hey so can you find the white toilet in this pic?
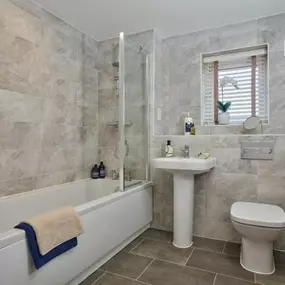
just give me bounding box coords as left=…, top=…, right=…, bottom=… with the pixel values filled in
left=231, top=202, right=285, bottom=275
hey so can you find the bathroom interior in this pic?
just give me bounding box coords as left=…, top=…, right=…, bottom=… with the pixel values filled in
left=0, top=0, right=285, bottom=284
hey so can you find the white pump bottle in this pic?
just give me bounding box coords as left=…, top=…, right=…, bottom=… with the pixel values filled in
left=184, top=112, right=193, bottom=135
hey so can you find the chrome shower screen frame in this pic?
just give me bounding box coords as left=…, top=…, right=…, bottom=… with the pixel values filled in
left=119, top=32, right=125, bottom=192
left=118, top=32, right=150, bottom=191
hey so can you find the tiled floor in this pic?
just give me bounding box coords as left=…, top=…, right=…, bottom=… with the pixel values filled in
left=80, top=229, right=285, bottom=285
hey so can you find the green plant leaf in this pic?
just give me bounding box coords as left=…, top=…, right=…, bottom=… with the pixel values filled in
left=217, top=100, right=225, bottom=112
left=224, top=101, right=232, bottom=112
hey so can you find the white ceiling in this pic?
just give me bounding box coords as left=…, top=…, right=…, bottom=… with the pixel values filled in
left=32, top=0, right=285, bottom=41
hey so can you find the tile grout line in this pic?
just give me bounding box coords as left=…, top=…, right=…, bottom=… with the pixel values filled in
left=132, top=254, right=254, bottom=284
left=218, top=273, right=256, bottom=285
left=129, top=253, right=256, bottom=285
left=92, top=272, right=106, bottom=284
left=127, top=249, right=194, bottom=267
left=143, top=237, right=173, bottom=245
left=185, top=264, right=255, bottom=284
left=193, top=246, right=227, bottom=255
left=136, top=258, right=155, bottom=281
left=155, top=257, right=194, bottom=267
left=128, top=245, right=254, bottom=282
left=128, top=251, right=155, bottom=259
left=222, top=241, right=227, bottom=254
left=212, top=274, right=218, bottom=285
left=184, top=248, right=195, bottom=266
left=194, top=246, right=242, bottom=258
left=129, top=238, right=145, bottom=252
left=104, top=271, right=152, bottom=285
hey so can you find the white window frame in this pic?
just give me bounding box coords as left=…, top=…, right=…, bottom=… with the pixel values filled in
left=200, top=44, right=269, bottom=126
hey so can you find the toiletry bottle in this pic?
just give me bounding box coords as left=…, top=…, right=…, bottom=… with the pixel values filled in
left=191, top=122, right=196, bottom=135
left=165, top=140, right=174, bottom=157
left=184, top=112, right=193, bottom=135
left=99, top=161, right=106, bottom=179
left=91, top=164, right=99, bottom=179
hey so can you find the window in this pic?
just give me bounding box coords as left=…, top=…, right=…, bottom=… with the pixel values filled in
left=202, top=46, right=268, bottom=125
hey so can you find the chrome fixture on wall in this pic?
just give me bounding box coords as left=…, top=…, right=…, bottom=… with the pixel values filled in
left=112, top=43, right=119, bottom=68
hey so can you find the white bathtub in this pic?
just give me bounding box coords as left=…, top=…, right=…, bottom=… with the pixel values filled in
left=0, top=179, right=153, bottom=285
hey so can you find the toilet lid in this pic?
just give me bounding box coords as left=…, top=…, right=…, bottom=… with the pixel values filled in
left=231, top=202, right=285, bottom=228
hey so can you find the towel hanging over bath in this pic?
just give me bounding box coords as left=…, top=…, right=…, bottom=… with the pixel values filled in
left=15, top=223, right=78, bottom=269
left=15, top=206, right=83, bottom=269
left=24, top=206, right=83, bottom=255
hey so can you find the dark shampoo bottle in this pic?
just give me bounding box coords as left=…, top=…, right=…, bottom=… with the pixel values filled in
left=99, top=161, right=106, bottom=179
left=91, top=164, right=99, bottom=179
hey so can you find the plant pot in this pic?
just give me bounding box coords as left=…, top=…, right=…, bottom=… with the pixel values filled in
left=218, top=112, right=230, bottom=125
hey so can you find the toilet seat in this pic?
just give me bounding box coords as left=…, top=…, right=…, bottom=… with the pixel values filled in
left=231, top=202, right=285, bottom=228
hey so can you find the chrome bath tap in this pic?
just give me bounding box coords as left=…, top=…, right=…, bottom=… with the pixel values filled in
left=111, top=169, right=119, bottom=180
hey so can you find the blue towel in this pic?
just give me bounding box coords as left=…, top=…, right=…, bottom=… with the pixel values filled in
left=15, top=222, right=78, bottom=269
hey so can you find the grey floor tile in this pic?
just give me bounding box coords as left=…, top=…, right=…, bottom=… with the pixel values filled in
left=122, top=238, right=143, bottom=252
left=223, top=242, right=241, bottom=256
left=132, top=239, right=193, bottom=265
left=101, top=251, right=153, bottom=279
left=80, top=270, right=104, bottom=285
left=94, top=273, right=143, bottom=285
left=274, top=250, right=285, bottom=266
left=256, top=265, right=285, bottom=285
left=215, top=275, right=255, bottom=285
left=140, top=228, right=173, bottom=243
left=186, top=249, right=254, bottom=282
left=193, top=236, right=225, bottom=253
left=139, top=259, right=215, bottom=285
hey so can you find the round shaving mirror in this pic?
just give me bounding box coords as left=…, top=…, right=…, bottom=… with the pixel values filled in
left=243, top=116, right=263, bottom=133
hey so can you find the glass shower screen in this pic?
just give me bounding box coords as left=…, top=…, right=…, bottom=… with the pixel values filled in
left=118, top=33, right=150, bottom=191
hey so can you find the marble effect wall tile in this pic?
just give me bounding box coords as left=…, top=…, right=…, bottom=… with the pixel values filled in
left=0, top=176, right=37, bottom=198
left=0, top=149, right=41, bottom=181
left=98, top=147, right=120, bottom=174
left=208, top=20, right=258, bottom=51
left=0, top=0, right=42, bottom=44
left=258, top=13, right=285, bottom=52
left=36, top=170, right=76, bottom=189
left=0, top=90, right=43, bottom=123
left=39, top=147, right=80, bottom=174
left=0, top=0, right=99, bottom=197
left=0, top=121, right=42, bottom=150
left=210, top=148, right=258, bottom=174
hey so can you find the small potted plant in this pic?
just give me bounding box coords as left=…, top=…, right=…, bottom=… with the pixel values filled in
left=217, top=101, right=231, bottom=125
left=217, top=76, right=239, bottom=125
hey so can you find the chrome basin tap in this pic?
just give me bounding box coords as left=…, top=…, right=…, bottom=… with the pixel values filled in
left=181, top=145, right=190, bottom=159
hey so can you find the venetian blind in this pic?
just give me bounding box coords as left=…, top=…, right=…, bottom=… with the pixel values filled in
left=202, top=47, right=268, bottom=125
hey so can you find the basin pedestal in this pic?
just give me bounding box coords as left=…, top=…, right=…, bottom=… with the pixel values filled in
left=173, top=173, right=194, bottom=248
left=152, top=157, right=216, bottom=249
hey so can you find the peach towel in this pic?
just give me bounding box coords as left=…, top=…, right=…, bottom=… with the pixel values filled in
left=25, top=206, right=83, bottom=255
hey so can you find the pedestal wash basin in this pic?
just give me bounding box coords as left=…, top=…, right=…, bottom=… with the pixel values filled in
left=153, top=157, right=216, bottom=248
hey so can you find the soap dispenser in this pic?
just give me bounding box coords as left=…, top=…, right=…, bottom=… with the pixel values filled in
left=184, top=112, right=193, bottom=135
left=165, top=140, right=174, bottom=157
